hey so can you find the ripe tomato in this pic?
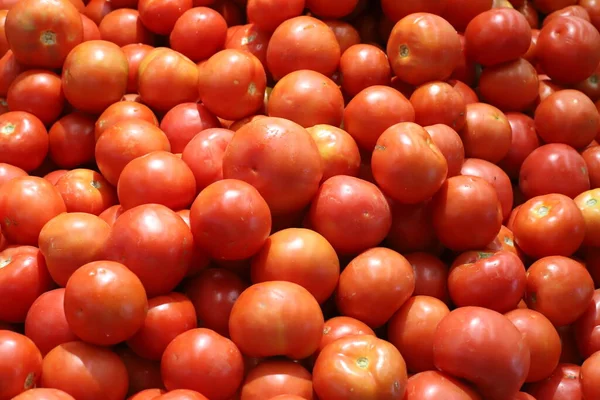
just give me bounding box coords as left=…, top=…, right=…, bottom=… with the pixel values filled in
left=497, top=112, right=540, bottom=179
left=387, top=13, right=461, bottom=85
left=442, top=0, right=492, bottom=31
left=343, top=85, right=415, bottom=152
left=48, top=112, right=96, bottom=168
left=0, top=331, right=42, bottom=399
left=95, top=101, right=158, bottom=141
left=240, top=360, right=313, bottom=400
left=525, top=363, right=582, bottom=400
left=41, top=341, right=128, bottom=400
left=246, top=0, right=303, bottom=33
left=410, top=81, right=466, bottom=130
left=305, top=124, right=361, bottom=181
left=55, top=168, right=117, bottom=215
left=404, top=371, right=482, bottom=400
left=162, top=328, right=244, bottom=400
left=574, top=189, right=600, bottom=247
left=313, top=335, right=408, bottom=400
left=62, top=40, right=129, bottom=113
left=0, top=111, right=48, bottom=172
left=159, top=103, right=220, bottom=154
left=525, top=256, right=594, bottom=326
left=0, top=50, right=25, bottom=97
left=403, top=252, right=448, bottom=301
left=184, top=268, right=248, bottom=337
left=325, top=20, right=361, bottom=54
left=574, top=289, right=600, bottom=358
left=382, top=0, right=448, bottom=22
left=581, top=351, right=600, bottom=400
left=98, top=9, right=154, bottom=46
left=222, top=117, right=323, bottom=215
left=316, top=316, right=376, bottom=357
left=460, top=102, right=512, bottom=163
left=433, top=307, right=530, bottom=400
left=461, top=158, right=513, bottom=220
left=225, top=23, right=271, bottom=69
left=158, top=390, right=208, bottom=400
left=137, top=0, right=192, bottom=34
left=505, top=309, right=561, bottom=382
left=478, top=58, right=539, bottom=111
left=583, top=145, right=600, bottom=188
left=423, top=124, right=465, bottom=178
left=12, top=389, right=75, bottom=400
left=121, top=43, right=154, bottom=93
left=339, top=44, right=392, bottom=98
left=386, top=200, right=440, bottom=254
left=170, top=7, right=227, bottom=62
left=266, top=16, right=340, bottom=81
left=229, top=281, right=324, bottom=359
left=103, top=204, right=194, bottom=296
left=0, top=176, right=66, bottom=245
left=5, top=0, right=83, bottom=68
left=81, top=13, right=101, bottom=41
left=7, top=69, right=64, bottom=126
left=115, top=347, right=164, bottom=395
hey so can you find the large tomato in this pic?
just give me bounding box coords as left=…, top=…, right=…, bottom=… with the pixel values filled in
left=478, top=58, right=539, bottom=111
left=581, top=351, right=600, bottom=400
left=305, top=124, right=361, bottom=181
left=410, top=81, right=466, bottom=130
left=7, top=69, right=64, bottom=126
left=0, top=162, right=26, bottom=187
left=137, top=0, right=192, bottom=35
left=121, top=43, right=153, bottom=93
left=313, top=335, right=408, bottom=400
left=170, top=7, right=227, bottom=62
left=98, top=9, right=154, bottom=47
left=460, top=158, right=513, bottom=220
left=159, top=102, right=220, bottom=154
left=525, top=363, right=582, bottom=400
left=95, top=101, right=158, bottom=141
left=48, top=112, right=96, bottom=169
left=404, top=371, right=482, bottom=400
left=316, top=316, right=376, bottom=357
left=497, top=112, right=540, bottom=179
left=240, top=360, right=313, bottom=400
left=459, top=102, right=512, bottom=163
left=0, top=331, right=42, bottom=399
left=339, top=44, right=392, bottom=98
left=423, top=124, right=465, bottom=178
left=442, top=0, right=493, bottom=32
left=54, top=168, right=117, bottom=215
left=0, top=111, right=48, bottom=172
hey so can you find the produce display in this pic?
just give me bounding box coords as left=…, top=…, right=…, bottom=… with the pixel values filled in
left=2, top=0, right=600, bottom=399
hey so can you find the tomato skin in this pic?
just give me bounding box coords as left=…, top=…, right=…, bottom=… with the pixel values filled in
left=81, top=13, right=101, bottom=41
left=404, top=371, right=482, bottom=400
left=48, top=112, right=96, bottom=169
left=574, top=289, right=600, bottom=358
left=433, top=307, right=530, bottom=400
left=410, top=81, right=466, bottom=131
left=41, top=341, right=129, bottom=400
left=574, top=189, right=600, bottom=247
left=5, top=0, right=83, bottom=68
left=55, top=168, right=117, bottom=215
left=12, top=388, right=76, bottom=400
left=170, top=7, right=227, bottom=62
left=7, top=69, right=64, bottom=126
left=460, top=102, right=512, bottom=163
left=305, top=125, right=361, bottom=182
left=159, top=103, right=220, bottom=154
left=0, top=162, right=26, bottom=187
left=128, top=388, right=166, bottom=400
left=583, top=145, right=600, bottom=189
left=422, top=124, right=464, bottom=178
left=512, top=193, right=585, bottom=258
left=382, top=0, right=448, bottom=22
left=387, top=13, right=462, bottom=86
left=497, top=112, right=540, bottom=179
left=525, top=363, right=582, bottom=400
left=316, top=316, right=376, bottom=357
left=158, top=390, right=208, bottom=400
left=229, top=281, right=324, bottom=359
left=240, top=360, right=312, bottom=400
left=121, top=44, right=154, bottom=93
left=137, top=0, right=192, bottom=34
left=461, top=158, right=513, bottom=221
left=0, top=331, right=42, bottom=399
left=0, top=111, right=48, bottom=172
left=246, top=0, right=304, bottom=33
left=442, top=0, right=492, bottom=31
left=581, top=351, right=600, bottom=400
left=313, top=335, right=408, bottom=400
left=525, top=256, right=594, bottom=326
left=98, top=9, right=154, bottom=47
left=116, top=347, right=164, bottom=396
left=505, top=309, right=561, bottom=382
left=0, top=51, right=25, bottom=97
left=478, top=58, right=539, bottom=112
left=95, top=100, right=158, bottom=141
left=519, top=143, right=590, bottom=199
left=339, top=44, right=392, bottom=98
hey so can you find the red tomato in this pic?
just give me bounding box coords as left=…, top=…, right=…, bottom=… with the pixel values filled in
left=103, top=204, right=194, bottom=296
left=382, top=0, right=448, bottom=22
left=0, top=10, right=8, bottom=58
left=574, top=189, right=600, bottom=247
left=95, top=100, right=158, bottom=141
left=497, top=112, right=540, bottom=179
left=386, top=200, right=440, bottom=254
left=461, top=158, right=514, bottom=220
left=5, top=0, right=83, bottom=68
left=158, top=390, right=208, bottom=400
left=519, top=144, right=590, bottom=199
left=0, top=162, right=26, bottom=187
left=159, top=102, right=220, bottom=154
left=162, top=328, right=244, bottom=400
left=184, top=268, right=248, bottom=337
left=98, top=9, right=154, bottom=46
left=581, top=351, right=600, bottom=400
left=433, top=307, right=530, bottom=400
left=229, top=281, right=324, bottom=359
left=7, top=69, right=64, bottom=125
left=170, top=7, right=227, bottom=62
left=574, top=289, right=600, bottom=358
left=0, top=111, right=48, bottom=172
left=512, top=193, right=585, bottom=258
left=387, top=13, right=462, bottom=85
left=116, top=347, right=164, bottom=396
left=343, top=85, right=415, bottom=152
left=81, top=13, right=101, bottom=41
left=121, top=43, right=154, bottom=93
left=41, top=341, right=128, bottom=400
left=316, top=316, right=375, bottom=356
left=0, top=50, right=25, bottom=97
left=580, top=0, right=600, bottom=30
left=305, top=124, right=361, bottom=182
left=442, top=0, right=493, bottom=32
left=339, top=44, right=392, bottom=98
left=459, top=102, right=512, bottom=163
left=448, top=79, right=479, bottom=104
left=313, top=335, right=408, bottom=400
left=55, top=168, right=117, bottom=215
left=267, top=70, right=344, bottom=128
left=525, top=256, right=594, bottom=326
left=48, top=112, right=96, bottom=168
left=222, top=117, right=323, bottom=215
left=0, top=176, right=66, bottom=245
left=240, top=360, right=313, bottom=400
left=403, top=252, right=448, bottom=301
left=246, top=0, right=304, bottom=33
left=43, top=169, right=68, bottom=185
left=583, top=145, right=600, bottom=189
left=266, top=16, right=340, bottom=81
left=410, top=81, right=466, bottom=130
left=505, top=309, right=562, bottom=382
left=478, top=58, right=539, bottom=111
left=83, top=0, right=114, bottom=26
left=404, top=371, right=482, bottom=400
left=0, top=331, right=42, bottom=399
left=137, top=0, right=192, bottom=34
left=525, top=363, right=582, bottom=400
left=128, top=389, right=166, bottom=400
left=325, top=20, right=361, bottom=54
left=12, top=389, right=75, bottom=400
left=423, top=124, right=465, bottom=178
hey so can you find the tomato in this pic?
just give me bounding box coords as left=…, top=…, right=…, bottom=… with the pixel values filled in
left=478, top=58, right=539, bottom=112
left=305, top=124, right=361, bottom=182
left=121, top=44, right=154, bottom=93
left=222, top=117, right=323, bottom=215
left=229, top=281, right=324, bottom=359
left=54, top=168, right=117, bottom=215
left=103, top=204, right=194, bottom=296
left=83, top=0, right=114, bottom=25
left=7, top=69, right=64, bottom=126
left=313, top=335, right=408, bottom=400
left=433, top=307, right=530, bottom=400
left=574, top=189, right=600, bottom=247
left=422, top=124, right=464, bottom=178
left=81, top=13, right=101, bottom=41
left=137, top=0, right=192, bottom=34
left=159, top=103, right=220, bottom=154
left=5, top=0, right=82, bottom=68
left=339, top=44, right=391, bottom=98
left=536, top=16, right=600, bottom=84
left=0, top=162, right=26, bottom=187
left=448, top=79, right=479, bottom=104
left=0, top=331, right=42, bottom=399
left=268, top=70, right=343, bottom=128
left=410, top=81, right=466, bottom=130
left=43, top=170, right=68, bottom=185
left=161, top=328, right=243, bottom=400
left=525, top=363, right=582, bottom=400
left=12, top=389, right=75, bottom=400
left=343, top=85, right=415, bottom=152
left=461, top=158, right=513, bottom=220
left=387, top=13, right=461, bottom=85
left=497, top=112, right=540, bottom=179
left=580, top=0, right=600, bottom=30
left=128, top=389, right=166, bottom=400
left=0, top=111, right=48, bottom=172
left=158, top=390, right=208, bottom=400
left=525, top=256, right=594, bottom=326
left=512, top=193, right=585, bottom=258
left=401, top=253, right=448, bottom=302
left=116, top=347, right=164, bottom=395
left=0, top=10, right=8, bottom=58
left=316, top=316, right=375, bottom=357
left=41, top=341, right=128, bottom=400
left=266, top=16, right=340, bottom=81
left=459, top=102, right=512, bottom=163
left=138, top=48, right=199, bottom=113
left=404, top=371, right=482, bottom=400
left=520, top=143, right=590, bottom=199
left=581, top=351, right=600, bottom=400
left=96, top=101, right=158, bottom=141
left=98, top=9, right=154, bottom=47
left=239, top=360, right=311, bottom=400
left=246, top=0, right=304, bottom=32
left=184, top=268, right=248, bottom=337
left=583, top=145, right=600, bottom=189
left=0, top=176, right=66, bottom=245
left=386, top=201, right=440, bottom=254
left=574, top=289, right=600, bottom=358
left=48, top=112, right=96, bottom=168
left=170, top=7, right=227, bottom=62
left=95, top=119, right=171, bottom=186
left=325, top=20, right=360, bottom=54
left=442, top=0, right=492, bottom=31
left=0, top=50, right=25, bottom=97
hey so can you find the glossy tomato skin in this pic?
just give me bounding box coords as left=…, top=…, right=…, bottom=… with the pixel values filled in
left=137, top=0, right=192, bottom=35
left=313, top=335, right=408, bottom=400
left=12, top=388, right=76, bottom=400
left=525, top=256, right=594, bottom=326
left=410, top=81, right=466, bottom=130
left=505, top=309, right=561, bottom=382
left=519, top=143, right=590, bottom=199
left=98, top=9, right=154, bottom=47
left=536, top=16, right=600, bottom=84
left=574, top=289, right=600, bottom=358
left=7, top=69, right=64, bottom=126
left=239, top=360, right=313, bottom=400
left=115, top=347, right=164, bottom=396
left=229, top=281, right=324, bottom=359
left=246, top=0, right=304, bottom=33
left=433, top=307, right=530, bottom=400
left=581, top=351, right=600, bottom=400
left=478, top=58, right=539, bottom=112
left=121, top=44, right=153, bottom=93
left=103, top=204, right=194, bottom=297
left=0, top=50, right=25, bottom=97
left=572, top=189, right=600, bottom=247
left=423, top=124, right=465, bottom=178
left=460, top=102, right=512, bottom=163
left=308, top=176, right=392, bottom=255
left=305, top=124, right=361, bottom=182
left=497, top=112, right=540, bottom=179
left=5, top=0, right=83, bottom=68
left=512, top=193, right=585, bottom=258
left=0, top=111, right=48, bottom=172
left=386, top=201, right=441, bottom=255
left=317, top=316, right=376, bottom=356
left=340, top=44, right=392, bottom=98
left=225, top=23, right=271, bottom=70
left=170, top=7, right=227, bottom=62
left=48, top=112, right=96, bottom=169
left=583, top=145, right=600, bottom=189
left=0, top=331, right=42, bottom=399
left=41, top=341, right=129, bottom=400
left=0, top=162, right=26, bottom=187
left=387, top=13, right=462, bottom=86
left=525, top=363, right=582, bottom=400
left=55, top=168, right=117, bottom=215
left=461, top=158, right=513, bottom=220
left=0, top=176, right=66, bottom=245
left=95, top=100, right=158, bottom=141
left=404, top=371, right=482, bottom=400
left=159, top=103, right=220, bottom=154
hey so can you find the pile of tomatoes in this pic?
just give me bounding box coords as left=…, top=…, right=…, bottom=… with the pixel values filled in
left=1, top=0, right=600, bottom=399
